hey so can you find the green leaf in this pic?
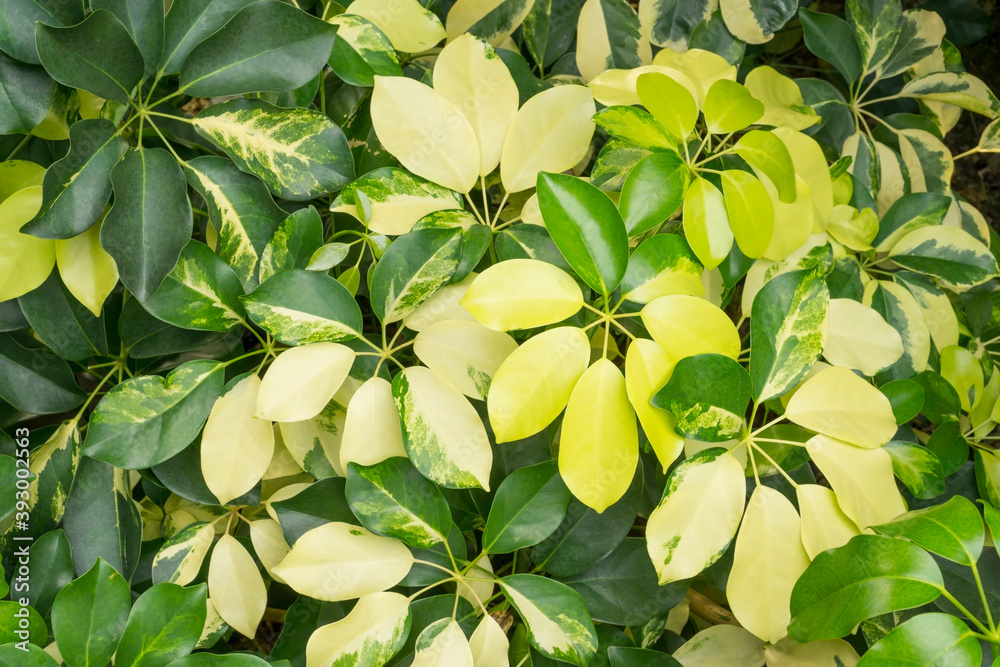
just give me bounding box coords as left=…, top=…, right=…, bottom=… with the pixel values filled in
left=619, top=152, right=689, bottom=236
left=608, top=646, right=683, bottom=667
left=734, top=130, right=797, bottom=204
left=0, top=53, right=54, bottom=135
left=34, top=10, right=143, bottom=104
left=847, top=0, right=902, bottom=73
left=183, top=156, right=286, bottom=291
left=52, top=559, right=130, bottom=667
left=92, top=0, right=165, bottom=77
left=636, top=72, right=697, bottom=140
left=167, top=655, right=273, bottom=667
left=856, top=613, right=981, bottom=666
left=24, top=529, right=73, bottom=617
left=651, top=353, right=750, bottom=442
left=0, top=0, right=84, bottom=64
left=880, top=379, right=925, bottom=424
left=83, top=359, right=226, bottom=469
left=0, top=333, right=84, bottom=414
left=620, top=233, right=704, bottom=304
left=144, top=240, right=247, bottom=333
left=500, top=574, right=598, bottom=666
left=63, top=457, right=142, bottom=578
left=241, top=269, right=363, bottom=345
left=0, top=603, right=47, bottom=647
left=159, top=0, right=259, bottom=75
left=193, top=98, right=354, bottom=201
left=20, top=119, right=128, bottom=240
left=483, top=460, right=571, bottom=554
left=799, top=9, right=862, bottom=83
left=720, top=169, right=774, bottom=259
left=682, top=176, right=733, bottom=270
left=346, top=457, right=453, bottom=549
left=272, top=477, right=360, bottom=545
left=703, top=80, right=764, bottom=134
left=872, top=496, right=984, bottom=566
left=885, top=440, right=945, bottom=500
left=889, top=226, right=1000, bottom=288
left=411, top=210, right=490, bottom=285
left=559, top=538, right=687, bottom=627
left=115, top=583, right=207, bottom=667
left=536, top=172, right=629, bottom=296
left=18, top=272, right=108, bottom=361
left=260, top=207, right=325, bottom=283
left=180, top=0, right=337, bottom=97
left=369, top=228, right=464, bottom=324
left=592, top=106, right=677, bottom=154
left=0, top=644, right=59, bottom=666
left=103, top=147, right=193, bottom=302
left=750, top=269, right=829, bottom=402
left=880, top=9, right=948, bottom=79
left=327, top=14, right=403, bottom=87
left=788, top=535, right=944, bottom=642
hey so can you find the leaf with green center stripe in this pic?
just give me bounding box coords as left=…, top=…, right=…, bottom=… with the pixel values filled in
left=846, top=0, right=902, bottom=73
left=536, top=172, right=628, bottom=296
left=151, top=522, right=215, bottom=586
left=327, top=14, right=402, bottom=87
left=856, top=613, right=981, bottom=666
left=500, top=574, right=598, bottom=666
left=788, top=535, right=944, bottom=642
left=900, top=71, right=1000, bottom=118
left=888, top=226, right=999, bottom=288
left=392, top=366, right=492, bottom=491
left=193, top=98, right=355, bottom=201
left=183, top=156, right=286, bottom=290
left=243, top=269, right=363, bottom=342
left=733, top=130, right=797, bottom=204
left=34, top=10, right=143, bottom=104
left=651, top=353, right=750, bottom=443
left=871, top=192, right=951, bottom=252
left=369, top=228, right=464, bottom=324
left=410, top=209, right=491, bottom=284
left=144, top=240, right=246, bottom=333
left=483, top=461, right=571, bottom=554
left=574, top=0, right=647, bottom=82
left=83, top=360, right=226, bottom=469
left=51, top=559, right=130, bottom=667
left=719, top=0, right=798, bottom=44
left=331, top=167, right=464, bottom=236
left=346, top=457, right=453, bottom=549
left=259, top=206, right=325, bottom=283
left=872, top=496, right=984, bottom=566
left=750, top=269, right=829, bottom=402
left=885, top=441, right=944, bottom=500
left=180, top=0, right=336, bottom=97
left=20, top=119, right=128, bottom=240
left=639, top=0, right=715, bottom=50
left=115, top=583, right=207, bottom=667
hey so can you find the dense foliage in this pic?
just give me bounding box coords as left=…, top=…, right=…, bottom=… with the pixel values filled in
left=2, top=0, right=1000, bottom=665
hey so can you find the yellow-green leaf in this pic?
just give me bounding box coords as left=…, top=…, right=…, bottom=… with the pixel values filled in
left=641, top=294, right=740, bottom=360
left=256, top=343, right=356, bottom=422
left=682, top=176, right=733, bottom=270
left=637, top=71, right=697, bottom=139
left=460, top=259, right=584, bottom=331
left=54, top=216, right=118, bottom=317
left=743, top=66, right=819, bottom=131
left=625, top=339, right=684, bottom=471
left=0, top=186, right=54, bottom=301
left=704, top=79, right=764, bottom=134
left=720, top=169, right=773, bottom=259
left=795, top=484, right=861, bottom=560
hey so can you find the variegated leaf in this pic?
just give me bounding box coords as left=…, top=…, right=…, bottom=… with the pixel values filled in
left=369, top=228, right=463, bottom=324
left=326, top=14, right=402, bottom=87
left=414, top=320, right=518, bottom=400
left=900, top=71, right=1000, bottom=118
left=331, top=167, right=464, bottom=236
left=500, top=575, right=598, bottom=666
left=446, top=0, right=534, bottom=45
left=305, top=592, right=411, bottom=667
left=889, top=225, right=999, bottom=289
left=639, top=0, right=717, bottom=51
left=719, top=0, right=797, bottom=45
left=576, top=0, right=650, bottom=82
left=152, top=522, right=216, bottom=586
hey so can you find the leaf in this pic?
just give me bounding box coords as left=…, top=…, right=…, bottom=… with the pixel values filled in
left=413, top=320, right=518, bottom=401
left=21, top=119, right=127, bottom=240
left=370, top=228, right=463, bottom=323
left=863, top=280, right=931, bottom=380
left=487, top=326, right=590, bottom=443
left=151, top=522, right=215, bottom=586
left=84, top=360, right=225, bottom=469
left=653, top=354, right=750, bottom=443
left=304, top=592, right=411, bottom=667
left=340, top=377, right=407, bottom=471
left=18, top=272, right=107, bottom=360
left=621, top=234, right=703, bottom=305
left=202, top=374, right=274, bottom=505
left=824, top=298, right=903, bottom=376
left=719, top=0, right=798, bottom=44
left=183, top=156, right=285, bottom=291
left=672, top=625, right=765, bottom=666
left=500, top=574, right=598, bottom=666
left=536, top=172, right=629, bottom=295
left=728, top=486, right=810, bottom=643
left=646, top=448, right=745, bottom=583
left=500, top=85, right=597, bottom=193
left=641, top=294, right=740, bottom=361
left=241, top=269, right=364, bottom=346
left=857, top=613, right=981, bottom=666
left=0, top=186, right=54, bottom=301
left=193, top=98, right=354, bottom=201
left=889, top=225, right=999, bottom=288
left=22, top=530, right=73, bottom=617
left=785, top=367, right=898, bottom=448
left=484, top=460, right=571, bottom=553
left=272, top=522, right=414, bottom=602
left=51, top=559, right=130, bottom=667
left=619, top=152, right=690, bottom=236
left=885, top=441, right=944, bottom=500
left=0, top=53, right=53, bottom=135
left=257, top=343, right=355, bottom=422
left=796, top=484, right=861, bottom=560
left=159, top=0, right=260, bottom=75
left=881, top=9, right=947, bottom=79
left=180, top=0, right=336, bottom=97
left=704, top=79, right=764, bottom=133
left=636, top=72, right=697, bottom=140
left=798, top=9, right=862, bottom=83
left=743, top=65, right=819, bottom=131
left=331, top=167, right=464, bottom=236
left=872, top=496, right=984, bottom=566
left=847, top=0, right=902, bottom=73
left=144, top=240, right=246, bottom=333
left=63, top=458, right=141, bottom=579
left=592, top=105, right=677, bottom=152
left=116, top=583, right=207, bottom=667
left=900, top=71, right=1000, bottom=118
left=433, top=34, right=519, bottom=176
left=765, top=637, right=861, bottom=666
left=446, top=0, right=532, bottom=46
left=34, top=10, right=143, bottom=104
left=411, top=618, right=473, bottom=666
left=639, top=0, right=715, bottom=50
left=349, top=0, right=445, bottom=52
left=470, top=615, right=509, bottom=667
left=460, top=259, right=583, bottom=331
left=327, top=15, right=402, bottom=88
left=0, top=0, right=84, bottom=64
left=260, top=207, right=324, bottom=283
left=872, top=192, right=952, bottom=252
left=208, top=533, right=266, bottom=638
left=623, top=342, right=684, bottom=471
left=90, top=0, right=163, bottom=77
left=682, top=176, right=733, bottom=270
left=346, top=457, right=453, bottom=548
left=101, top=148, right=192, bottom=302
left=575, top=0, right=648, bottom=82
left=392, top=366, right=493, bottom=490
left=0, top=334, right=84, bottom=414
left=371, top=75, right=479, bottom=193
left=806, top=435, right=906, bottom=529
left=720, top=169, right=773, bottom=259
left=734, top=130, right=797, bottom=204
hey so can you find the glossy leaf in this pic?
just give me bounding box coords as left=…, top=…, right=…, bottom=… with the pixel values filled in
left=483, top=461, right=571, bottom=553
left=242, top=269, right=363, bottom=345
left=652, top=354, right=750, bottom=443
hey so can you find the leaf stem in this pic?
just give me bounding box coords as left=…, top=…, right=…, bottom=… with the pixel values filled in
left=940, top=588, right=995, bottom=637
left=4, top=134, right=32, bottom=161
left=72, top=365, right=122, bottom=423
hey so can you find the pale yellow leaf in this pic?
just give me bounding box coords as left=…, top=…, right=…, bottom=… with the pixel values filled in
left=0, top=186, right=54, bottom=302
left=641, top=294, right=740, bottom=361
left=795, top=483, right=861, bottom=560
left=824, top=299, right=904, bottom=376
left=340, top=377, right=407, bottom=471
left=469, top=615, right=509, bottom=667
left=625, top=339, right=684, bottom=471
left=305, top=592, right=411, bottom=667
left=346, top=0, right=445, bottom=52
left=249, top=519, right=291, bottom=584
left=55, top=217, right=119, bottom=317
left=460, top=259, right=583, bottom=331
left=673, top=625, right=765, bottom=667
left=414, top=320, right=518, bottom=400
left=256, top=343, right=355, bottom=422
left=208, top=534, right=267, bottom=638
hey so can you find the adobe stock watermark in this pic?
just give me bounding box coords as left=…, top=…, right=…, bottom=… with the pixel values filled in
left=12, top=427, right=33, bottom=652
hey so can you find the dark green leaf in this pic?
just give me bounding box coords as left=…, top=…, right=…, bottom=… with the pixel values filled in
left=115, top=583, right=207, bottom=667
left=151, top=439, right=260, bottom=507
left=886, top=440, right=945, bottom=500
left=926, top=420, right=969, bottom=477
left=159, top=0, right=259, bottom=75
left=920, top=0, right=991, bottom=45
left=260, top=207, right=325, bottom=283
left=272, top=477, right=360, bottom=545
left=0, top=53, right=53, bottom=135
left=92, top=0, right=164, bottom=77
left=410, top=209, right=491, bottom=284
left=619, top=153, right=690, bottom=236
left=847, top=0, right=902, bottom=72
left=913, top=371, right=962, bottom=425
left=652, top=353, right=750, bottom=443
left=608, top=646, right=683, bottom=667
left=18, top=272, right=107, bottom=361
left=328, top=14, right=402, bottom=87
left=51, top=558, right=130, bottom=667
left=856, top=613, right=981, bottom=666
left=799, top=8, right=862, bottom=83
left=483, top=461, right=571, bottom=554
left=369, top=228, right=463, bottom=324
left=34, top=10, right=143, bottom=104
left=494, top=223, right=576, bottom=276
left=880, top=379, right=925, bottom=424
left=103, top=148, right=193, bottom=302
left=24, top=529, right=73, bottom=617
left=0, top=0, right=84, bottom=64
left=118, top=298, right=228, bottom=359
left=0, top=334, right=84, bottom=414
